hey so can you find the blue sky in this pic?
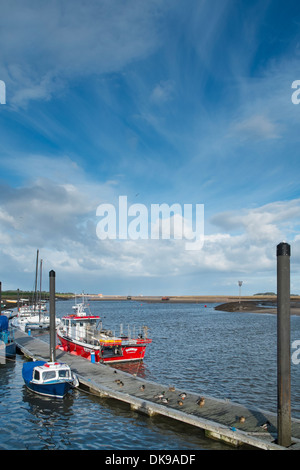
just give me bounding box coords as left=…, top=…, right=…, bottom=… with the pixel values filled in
left=0, top=0, right=300, bottom=295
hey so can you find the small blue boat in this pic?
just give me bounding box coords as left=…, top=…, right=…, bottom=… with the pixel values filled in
left=22, top=361, right=79, bottom=398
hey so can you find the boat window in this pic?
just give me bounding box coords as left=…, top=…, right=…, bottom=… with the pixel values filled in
left=42, top=370, right=57, bottom=381
left=34, top=370, right=40, bottom=380
left=58, top=369, right=70, bottom=378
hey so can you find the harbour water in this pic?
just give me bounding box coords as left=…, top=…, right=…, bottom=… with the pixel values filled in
left=0, top=300, right=299, bottom=450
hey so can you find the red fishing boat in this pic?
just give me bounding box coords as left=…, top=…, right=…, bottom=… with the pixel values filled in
left=56, top=301, right=152, bottom=363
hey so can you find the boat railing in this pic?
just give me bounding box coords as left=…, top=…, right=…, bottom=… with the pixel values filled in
left=60, top=321, right=150, bottom=345
left=119, top=324, right=149, bottom=340
left=85, top=328, right=104, bottom=345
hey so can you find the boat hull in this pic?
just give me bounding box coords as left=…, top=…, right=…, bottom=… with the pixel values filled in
left=57, top=333, right=150, bottom=363
left=24, top=380, right=73, bottom=399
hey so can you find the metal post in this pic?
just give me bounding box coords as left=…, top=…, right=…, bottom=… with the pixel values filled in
left=39, top=259, right=42, bottom=322
left=49, top=270, right=56, bottom=363
left=277, top=242, right=291, bottom=447
left=238, top=280, right=243, bottom=309
left=0, top=282, right=2, bottom=315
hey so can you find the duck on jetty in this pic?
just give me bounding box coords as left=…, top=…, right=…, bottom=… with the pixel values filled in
left=196, top=397, right=205, bottom=407
left=179, top=392, right=187, bottom=400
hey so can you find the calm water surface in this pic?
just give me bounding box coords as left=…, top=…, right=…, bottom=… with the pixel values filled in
left=0, top=300, right=299, bottom=450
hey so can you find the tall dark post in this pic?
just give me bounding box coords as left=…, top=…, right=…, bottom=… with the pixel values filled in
left=277, top=242, right=291, bottom=447
left=49, top=270, right=56, bottom=363
left=0, top=282, right=2, bottom=315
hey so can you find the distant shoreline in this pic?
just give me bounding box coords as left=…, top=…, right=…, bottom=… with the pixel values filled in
left=87, top=295, right=300, bottom=316
left=90, top=295, right=300, bottom=316
left=85, top=294, right=282, bottom=303
left=2, top=294, right=300, bottom=316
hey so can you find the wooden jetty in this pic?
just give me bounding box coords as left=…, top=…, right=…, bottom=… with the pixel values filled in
left=14, top=329, right=300, bottom=451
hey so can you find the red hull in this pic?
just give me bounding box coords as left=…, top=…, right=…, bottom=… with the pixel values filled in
left=57, top=333, right=151, bottom=363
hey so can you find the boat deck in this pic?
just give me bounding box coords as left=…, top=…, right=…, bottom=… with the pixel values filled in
left=14, top=329, right=300, bottom=450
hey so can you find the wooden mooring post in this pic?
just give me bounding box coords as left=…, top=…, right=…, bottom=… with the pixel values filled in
left=277, top=242, right=291, bottom=447
left=49, top=270, right=56, bottom=363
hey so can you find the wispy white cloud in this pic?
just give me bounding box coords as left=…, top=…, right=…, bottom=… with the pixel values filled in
left=229, top=114, right=281, bottom=141
left=150, top=80, right=175, bottom=104
left=93, top=198, right=300, bottom=281
left=0, top=0, right=166, bottom=107
left=211, top=199, right=300, bottom=236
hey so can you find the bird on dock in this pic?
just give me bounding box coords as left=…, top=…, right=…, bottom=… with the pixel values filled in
left=140, top=384, right=145, bottom=391
left=239, top=416, right=246, bottom=424
left=179, top=392, right=187, bottom=400
left=196, top=397, right=205, bottom=407
left=154, top=391, right=165, bottom=400
left=118, top=380, right=124, bottom=387
left=260, top=420, right=271, bottom=430
left=178, top=400, right=183, bottom=406
left=168, top=386, right=175, bottom=392
left=161, top=397, right=169, bottom=404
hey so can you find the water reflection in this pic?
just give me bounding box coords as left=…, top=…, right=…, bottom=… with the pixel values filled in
left=108, top=360, right=149, bottom=378
left=21, top=386, right=77, bottom=450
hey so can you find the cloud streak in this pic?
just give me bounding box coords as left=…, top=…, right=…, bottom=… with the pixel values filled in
left=0, top=0, right=165, bottom=106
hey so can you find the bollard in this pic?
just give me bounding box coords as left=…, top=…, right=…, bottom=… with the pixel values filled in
left=276, top=242, right=291, bottom=447
left=49, top=270, right=56, bottom=363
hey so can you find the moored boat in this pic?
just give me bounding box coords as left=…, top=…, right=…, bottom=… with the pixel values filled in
left=11, top=305, right=61, bottom=332
left=0, top=316, right=16, bottom=364
left=12, top=251, right=60, bottom=331
left=57, top=301, right=152, bottom=363
left=22, top=361, right=79, bottom=398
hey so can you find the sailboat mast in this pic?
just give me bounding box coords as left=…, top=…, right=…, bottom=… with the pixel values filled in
left=34, top=249, right=39, bottom=310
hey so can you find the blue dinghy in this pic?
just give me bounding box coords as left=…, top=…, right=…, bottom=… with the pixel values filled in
left=22, top=361, right=78, bottom=398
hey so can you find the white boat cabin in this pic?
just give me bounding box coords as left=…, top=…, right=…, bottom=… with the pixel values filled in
left=32, top=363, right=72, bottom=384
